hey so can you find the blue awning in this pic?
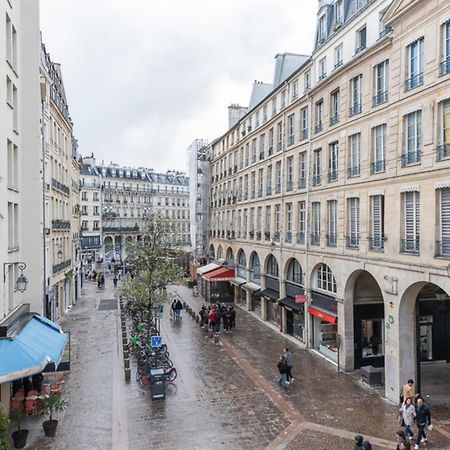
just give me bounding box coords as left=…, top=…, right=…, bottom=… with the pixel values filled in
left=0, top=315, right=68, bottom=384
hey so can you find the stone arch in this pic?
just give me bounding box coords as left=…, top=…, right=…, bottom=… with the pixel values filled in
left=209, top=244, right=215, bottom=259
left=285, top=258, right=303, bottom=285
left=104, top=236, right=113, bottom=253
left=249, top=251, right=261, bottom=283
left=216, top=245, right=223, bottom=259
left=226, top=247, right=234, bottom=267
left=265, top=254, right=279, bottom=277
left=311, top=262, right=337, bottom=294
left=236, top=249, right=246, bottom=278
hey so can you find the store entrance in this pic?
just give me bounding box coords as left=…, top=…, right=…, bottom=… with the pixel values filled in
left=286, top=310, right=294, bottom=335
left=415, top=284, right=450, bottom=405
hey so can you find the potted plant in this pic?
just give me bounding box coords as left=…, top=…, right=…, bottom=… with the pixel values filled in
left=42, top=394, right=67, bottom=437
left=0, top=407, right=9, bottom=450
left=10, top=406, right=28, bottom=449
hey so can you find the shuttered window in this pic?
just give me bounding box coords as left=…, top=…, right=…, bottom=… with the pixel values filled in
left=370, top=194, right=384, bottom=249
left=403, top=191, right=420, bottom=252
left=312, top=202, right=321, bottom=244
left=347, top=197, right=360, bottom=247
left=327, top=200, right=337, bottom=245
left=440, top=188, right=450, bottom=255
left=443, top=99, right=450, bottom=144
left=349, top=133, right=361, bottom=176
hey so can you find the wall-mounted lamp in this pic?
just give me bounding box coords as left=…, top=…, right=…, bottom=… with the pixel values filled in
left=3, top=262, right=28, bottom=293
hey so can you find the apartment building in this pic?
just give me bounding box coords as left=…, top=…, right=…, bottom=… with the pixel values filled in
left=80, top=157, right=190, bottom=262
left=208, top=0, right=450, bottom=403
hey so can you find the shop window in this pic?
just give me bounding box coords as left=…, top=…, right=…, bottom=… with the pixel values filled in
left=361, top=319, right=384, bottom=358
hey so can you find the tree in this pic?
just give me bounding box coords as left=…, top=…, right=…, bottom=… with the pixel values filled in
left=119, top=216, right=183, bottom=336
left=0, top=407, right=9, bottom=450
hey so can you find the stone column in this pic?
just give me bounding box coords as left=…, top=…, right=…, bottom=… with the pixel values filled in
left=339, top=298, right=354, bottom=372
left=261, top=297, right=268, bottom=320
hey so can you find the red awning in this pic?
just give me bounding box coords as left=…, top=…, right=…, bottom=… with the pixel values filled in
left=308, top=306, right=337, bottom=324
left=202, top=267, right=235, bottom=282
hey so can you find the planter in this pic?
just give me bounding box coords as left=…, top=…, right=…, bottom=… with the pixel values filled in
left=12, top=430, right=28, bottom=448
left=43, top=419, right=58, bottom=437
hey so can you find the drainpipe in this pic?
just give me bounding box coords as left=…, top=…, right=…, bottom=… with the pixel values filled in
left=40, top=87, right=48, bottom=318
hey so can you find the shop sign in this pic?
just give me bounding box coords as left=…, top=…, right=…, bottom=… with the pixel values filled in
left=295, top=294, right=306, bottom=304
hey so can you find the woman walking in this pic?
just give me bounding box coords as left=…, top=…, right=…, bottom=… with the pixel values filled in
left=400, top=397, right=416, bottom=441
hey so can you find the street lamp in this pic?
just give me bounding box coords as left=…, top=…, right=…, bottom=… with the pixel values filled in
left=3, top=262, right=28, bottom=293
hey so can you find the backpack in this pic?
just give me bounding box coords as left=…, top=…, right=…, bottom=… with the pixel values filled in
left=362, top=441, right=372, bottom=450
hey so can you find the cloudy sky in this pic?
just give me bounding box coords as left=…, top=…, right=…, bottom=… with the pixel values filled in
left=40, top=0, right=317, bottom=172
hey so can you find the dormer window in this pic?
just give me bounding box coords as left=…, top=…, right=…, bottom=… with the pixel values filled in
left=335, top=0, right=344, bottom=26
left=318, top=15, right=327, bottom=43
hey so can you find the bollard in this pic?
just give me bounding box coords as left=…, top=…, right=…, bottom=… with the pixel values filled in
left=124, top=358, right=130, bottom=369
left=122, top=337, right=128, bottom=347
left=214, top=333, right=220, bottom=344
left=123, top=350, right=129, bottom=359
left=124, top=367, right=131, bottom=381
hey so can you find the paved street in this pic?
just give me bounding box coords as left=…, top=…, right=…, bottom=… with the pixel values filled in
left=23, top=277, right=450, bottom=450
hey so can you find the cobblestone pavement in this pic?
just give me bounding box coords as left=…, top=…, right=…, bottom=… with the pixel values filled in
left=22, top=278, right=450, bottom=450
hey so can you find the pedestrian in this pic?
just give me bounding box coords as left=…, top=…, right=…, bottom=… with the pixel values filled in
left=277, top=355, right=289, bottom=389
left=400, top=379, right=415, bottom=404
left=170, top=299, right=177, bottom=319
left=214, top=306, right=222, bottom=333
left=353, top=434, right=372, bottom=450
left=209, top=307, right=216, bottom=330
left=175, top=299, right=183, bottom=320
left=283, top=348, right=294, bottom=383
left=400, top=397, right=416, bottom=441
left=396, top=429, right=406, bottom=450
left=97, top=273, right=101, bottom=288
left=100, top=274, right=105, bottom=287
left=113, top=275, right=118, bottom=288
left=414, top=396, right=431, bottom=449
left=222, top=307, right=230, bottom=332
left=229, top=306, right=236, bottom=330
left=199, top=306, right=205, bottom=327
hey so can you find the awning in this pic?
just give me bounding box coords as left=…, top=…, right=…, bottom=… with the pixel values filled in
left=279, top=296, right=305, bottom=312
left=258, top=288, right=279, bottom=301
left=203, top=267, right=235, bottom=281
left=308, top=306, right=337, bottom=324
left=229, top=277, right=246, bottom=286
left=310, top=291, right=338, bottom=315
left=242, top=282, right=261, bottom=292
left=0, top=315, right=68, bottom=384
left=197, top=262, right=221, bottom=275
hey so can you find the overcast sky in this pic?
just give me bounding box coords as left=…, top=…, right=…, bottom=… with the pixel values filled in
left=40, top=0, right=317, bottom=173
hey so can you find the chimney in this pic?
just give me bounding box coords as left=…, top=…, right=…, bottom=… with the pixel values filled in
left=228, top=104, right=248, bottom=129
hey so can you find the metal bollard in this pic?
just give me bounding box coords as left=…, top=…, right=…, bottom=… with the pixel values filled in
left=123, top=350, right=129, bottom=359
left=124, top=367, right=131, bottom=381
left=124, top=358, right=130, bottom=369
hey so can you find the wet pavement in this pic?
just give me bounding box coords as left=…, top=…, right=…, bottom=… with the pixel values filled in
left=21, top=278, right=450, bottom=450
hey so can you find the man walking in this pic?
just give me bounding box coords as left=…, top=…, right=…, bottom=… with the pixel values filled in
left=401, top=379, right=415, bottom=404
left=354, top=434, right=372, bottom=450
left=283, top=348, right=294, bottom=383
left=113, top=275, right=118, bottom=288
left=277, top=355, right=289, bottom=389
left=414, top=397, right=431, bottom=449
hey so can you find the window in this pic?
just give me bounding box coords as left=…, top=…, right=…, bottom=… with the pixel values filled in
left=328, top=142, right=338, bottom=182
left=251, top=138, right=257, bottom=163
left=304, top=70, right=311, bottom=91
left=93, top=192, right=99, bottom=201
left=268, top=128, right=274, bottom=156
left=355, top=26, right=367, bottom=53
left=277, top=121, right=283, bottom=152
left=356, top=0, right=367, bottom=9
left=281, top=90, right=286, bottom=109
left=287, top=113, right=295, bottom=146
left=245, top=143, right=249, bottom=166
left=300, top=107, right=309, bottom=140
left=437, top=188, right=450, bottom=256
left=272, top=97, right=277, bottom=115
left=7, top=202, right=19, bottom=251
left=250, top=172, right=256, bottom=199
left=93, top=220, right=100, bottom=230
left=402, top=191, right=420, bottom=253
left=5, top=14, right=17, bottom=69
left=315, top=100, right=323, bottom=133
left=406, top=37, right=424, bottom=90
left=6, top=76, right=12, bottom=107
left=441, top=20, right=450, bottom=75
left=334, top=44, right=343, bottom=69
left=265, top=206, right=271, bottom=237
left=287, top=259, right=302, bottom=284
left=313, top=148, right=322, bottom=185
left=318, top=15, right=327, bottom=43
left=12, top=84, right=17, bottom=132
left=327, top=200, right=337, bottom=246
left=81, top=220, right=88, bottom=230
left=258, top=169, right=263, bottom=197
left=370, top=194, right=385, bottom=250
left=292, top=80, right=298, bottom=101
left=275, top=161, right=282, bottom=193
left=259, top=133, right=265, bottom=160
left=237, top=250, right=246, bottom=278
left=299, top=152, right=307, bottom=188
left=286, top=203, right=292, bottom=242
left=266, top=165, right=272, bottom=195
left=93, top=205, right=99, bottom=215
left=263, top=105, right=268, bottom=122
left=286, top=157, right=293, bottom=191
left=335, top=0, right=344, bottom=25
left=7, top=140, right=18, bottom=190
left=438, top=99, right=450, bottom=160
left=373, top=60, right=389, bottom=107
left=255, top=111, right=260, bottom=128
left=403, top=110, right=422, bottom=166
left=347, top=197, right=360, bottom=248
left=348, top=133, right=361, bottom=177
left=349, top=75, right=362, bottom=116
left=312, top=202, right=321, bottom=244
left=317, top=264, right=336, bottom=293
left=81, top=205, right=88, bottom=215
left=330, top=89, right=340, bottom=125
left=298, top=201, right=306, bottom=244
left=274, top=205, right=281, bottom=241
left=318, top=57, right=327, bottom=80
left=372, top=124, right=386, bottom=173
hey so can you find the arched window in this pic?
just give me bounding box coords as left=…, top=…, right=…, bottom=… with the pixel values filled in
left=316, top=264, right=336, bottom=293
left=217, top=245, right=223, bottom=259
left=237, top=250, right=246, bottom=278
left=266, top=255, right=279, bottom=278
left=209, top=244, right=215, bottom=259
left=226, top=248, right=234, bottom=267
left=287, top=259, right=302, bottom=285
left=250, top=252, right=260, bottom=282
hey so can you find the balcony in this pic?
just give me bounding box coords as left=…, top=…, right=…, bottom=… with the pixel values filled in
left=346, top=235, right=359, bottom=248
left=264, top=231, right=271, bottom=241
left=300, top=129, right=308, bottom=140
left=311, top=233, right=320, bottom=245
left=257, top=189, right=263, bottom=198
left=256, top=231, right=261, bottom=240
left=373, top=91, right=388, bottom=106
left=349, top=103, right=362, bottom=116
left=347, top=166, right=360, bottom=178
left=103, top=225, right=139, bottom=233
left=401, top=238, right=420, bottom=254
left=369, top=236, right=385, bottom=251
left=298, top=178, right=306, bottom=189
left=436, top=240, right=450, bottom=257
left=334, top=61, right=343, bottom=70
left=52, top=178, right=70, bottom=195
left=437, top=143, right=450, bottom=160
left=266, top=186, right=272, bottom=196
left=52, top=220, right=71, bottom=230
left=312, top=175, right=321, bottom=186
left=371, top=160, right=385, bottom=174
left=440, top=57, right=450, bottom=76
left=329, top=114, right=339, bottom=126
left=318, top=73, right=327, bottom=81
left=285, top=231, right=292, bottom=243
left=249, top=230, right=255, bottom=239
left=286, top=181, right=293, bottom=192
left=315, top=122, right=323, bottom=134
left=355, top=44, right=366, bottom=54
left=328, top=170, right=338, bottom=182
left=53, top=259, right=72, bottom=275
left=405, top=73, right=424, bottom=91
left=273, top=231, right=280, bottom=242
left=297, top=232, right=305, bottom=244
left=379, top=26, right=392, bottom=38
left=326, top=234, right=337, bottom=246
left=402, top=151, right=421, bottom=167
left=275, top=184, right=281, bottom=194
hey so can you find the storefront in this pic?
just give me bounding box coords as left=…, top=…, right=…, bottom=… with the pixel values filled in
left=242, top=282, right=261, bottom=314
left=196, top=262, right=221, bottom=297
left=202, top=266, right=235, bottom=303
left=260, top=288, right=280, bottom=327
left=280, top=288, right=305, bottom=343
left=309, top=291, right=338, bottom=363
left=229, top=277, right=246, bottom=306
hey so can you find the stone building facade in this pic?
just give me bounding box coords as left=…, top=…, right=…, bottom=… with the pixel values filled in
left=208, top=0, right=450, bottom=403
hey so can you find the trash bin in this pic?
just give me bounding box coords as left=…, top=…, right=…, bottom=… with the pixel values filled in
left=150, top=368, right=165, bottom=400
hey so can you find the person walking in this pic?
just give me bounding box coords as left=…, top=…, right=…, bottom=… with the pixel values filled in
left=414, top=397, right=431, bottom=449
left=400, top=397, right=416, bottom=441
left=100, top=273, right=105, bottom=287
left=209, top=307, right=216, bottom=330
left=353, top=434, right=372, bottom=450
left=170, top=299, right=177, bottom=319
left=396, top=429, right=406, bottom=450
left=401, top=379, right=415, bottom=404
left=229, top=306, right=236, bottom=330
left=214, top=306, right=222, bottom=333
left=283, top=348, right=294, bottom=383
left=277, top=355, right=289, bottom=389
left=199, top=306, right=206, bottom=328
left=222, top=307, right=230, bottom=333
left=175, top=299, right=183, bottom=320
left=97, top=273, right=101, bottom=288
left=113, top=275, right=118, bottom=288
